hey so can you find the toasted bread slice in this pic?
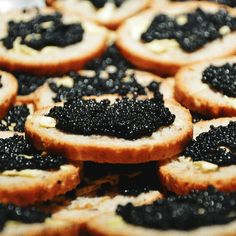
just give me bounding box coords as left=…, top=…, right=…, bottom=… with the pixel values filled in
left=159, top=118, right=236, bottom=195
left=0, top=8, right=107, bottom=75
left=175, top=56, right=236, bottom=117
left=0, top=132, right=82, bottom=205
left=47, top=0, right=151, bottom=29
left=34, top=70, right=175, bottom=110
left=0, top=218, right=77, bottom=236
left=116, top=2, right=236, bottom=76
left=25, top=99, right=192, bottom=163
left=0, top=71, right=18, bottom=119
left=80, top=213, right=236, bottom=236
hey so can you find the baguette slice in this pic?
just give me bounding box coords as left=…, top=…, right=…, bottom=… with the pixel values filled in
left=175, top=56, right=236, bottom=117
left=159, top=118, right=236, bottom=195
left=116, top=2, right=236, bottom=76
left=80, top=213, right=236, bottom=236
left=0, top=132, right=82, bottom=205
left=0, top=71, right=18, bottom=119
left=25, top=99, right=192, bottom=163
left=34, top=70, right=175, bottom=110
left=0, top=218, right=77, bottom=236
left=47, top=0, right=151, bottom=29
left=0, top=8, right=107, bottom=75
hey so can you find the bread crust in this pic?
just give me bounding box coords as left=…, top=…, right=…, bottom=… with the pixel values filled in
left=0, top=132, right=82, bottom=205
left=34, top=70, right=175, bottom=110
left=159, top=118, right=236, bottom=195
left=0, top=8, right=108, bottom=75
left=116, top=2, right=236, bottom=76
left=175, top=56, right=236, bottom=117
left=0, top=71, right=18, bottom=118
left=0, top=219, right=78, bottom=236
left=25, top=100, right=192, bottom=163
left=48, top=0, right=151, bottom=29
left=80, top=213, right=236, bottom=236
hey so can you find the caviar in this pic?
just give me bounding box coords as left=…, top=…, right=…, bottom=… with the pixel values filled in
left=47, top=94, right=175, bottom=140
left=88, top=0, right=126, bottom=8
left=202, top=63, right=236, bottom=97
left=141, top=8, right=236, bottom=52
left=0, top=105, right=30, bottom=132
left=0, top=135, right=66, bottom=171
left=117, top=187, right=236, bottom=230
left=191, top=112, right=209, bottom=123
left=0, top=204, right=49, bottom=231
left=13, top=72, right=49, bottom=95
left=2, top=12, right=84, bottom=50
left=49, top=45, right=155, bottom=102
left=184, top=121, right=236, bottom=166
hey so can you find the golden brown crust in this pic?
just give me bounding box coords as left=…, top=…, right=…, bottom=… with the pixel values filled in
left=0, top=9, right=108, bottom=75
left=159, top=118, right=236, bottom=195
left=80, top=213, right=236, bottom=236
left=175, top=56, right=236, bottom=117
left=116, top=2, right=236, bottom=76
left=25, top=100, right=192, bottom=163
left=49, top=0, right=151, bottom=29
left=0, top=71, right=18, bottom=118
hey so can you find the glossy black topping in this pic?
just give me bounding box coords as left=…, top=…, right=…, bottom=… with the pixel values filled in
left=117, top=187, right=236, bottom=230
left=88, top=0, right=125, bottom=8
left=83, top=162, right=161, bottom=196
left=0, top=204, right=49, bottom=231
left=0, top=76, right=2, bottom=88
left=141, top=8, right=236, bottom=52
left=47, top=94, right=175, bottom=140
left=2, top=12, right=84, bottom=50
left=184, top=121, right=236, bottom=166
left=0, top=135, right=66, bottom=171
left=202, top=63, right=236, bottom=97
left=0, top=105, right=30, bottom=132
left=13, top=72, right=49, bottom=96
left=191, top=112, right=209, bottom=123
left=49, top=45, right=154, bottom=102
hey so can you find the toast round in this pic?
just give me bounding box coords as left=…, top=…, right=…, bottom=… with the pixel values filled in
left=0, top=71, right=18, bottom=119
left=159, top=118, right=236, bottom=195
left=25, top=99, right=192, bottom=163
left=0, top=8, right=107, bottom=75
left=80, top=213, right=236, bottom=236
left=0, top=131, right=82, bottom=205
left=34, top=70, right=175, bottom=110
left=0, top=218, right=77, bottom=236
left=116, top=2, right=236, bottom=76
left=47, top=0, right=151, bottom=29
left=175, top=56, right=236, bottom=117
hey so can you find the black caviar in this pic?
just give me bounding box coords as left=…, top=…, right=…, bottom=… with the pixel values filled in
left=88, top=0, right=125, bottom=8
left=141, top=8, right=236, bottom=52
left=47, top=94, right=175, bottom=140
left=184, top=121, right=236, bottom=166
left=2, top=12, right=84, bottom=50
left=49, top=45, right=156, bottom=102
left=0, top=105, right=30, bottom=132
left=0, top=204, right=49, bottom=231
left=116, top=187, right=236, bottom=230
left=0, top=135, right=66, bottom=171
left=202, top=63, right=236, bottom=97
left=13, top=72, right=49, bottom=95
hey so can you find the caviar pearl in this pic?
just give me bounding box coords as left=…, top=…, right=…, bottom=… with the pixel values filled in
left=202, top=63, right=236, bottom=97
left=141, top=8, right=236, bottom=52
left=117, top=187, right=236, bottom=230
left=47, top=94, right=175, bottom=140
left=184, top=121, right=236, bottom=166
left=0, top=135, right=66, bottom=171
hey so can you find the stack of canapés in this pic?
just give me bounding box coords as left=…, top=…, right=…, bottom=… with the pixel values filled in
left=0, top=0, right=236, bottom=235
